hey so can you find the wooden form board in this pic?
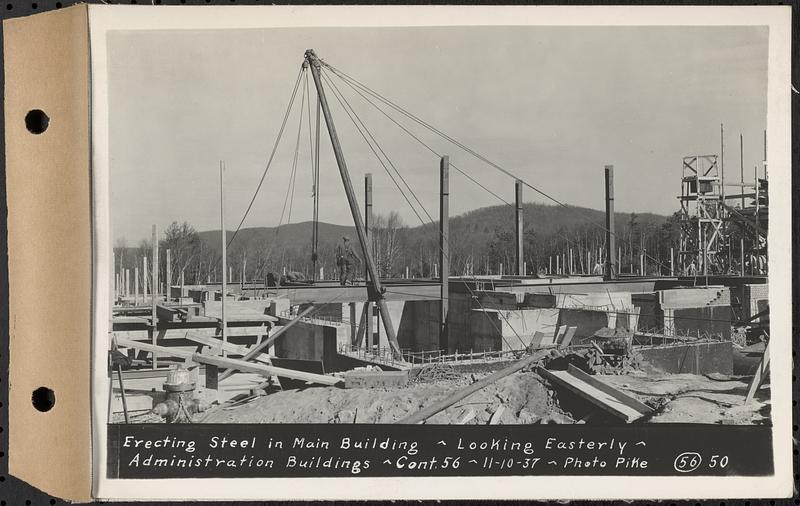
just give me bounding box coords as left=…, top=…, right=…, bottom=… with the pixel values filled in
left=115, top=337, right=343, bottom=386
left=538, top=365, right=652, bottom=422
left=183, top=334, right=272, bottom=364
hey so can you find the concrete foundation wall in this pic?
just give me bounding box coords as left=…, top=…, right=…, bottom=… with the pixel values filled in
left=555, top=308, right=613, bottom=345
left=742, top=284, right=769, bottom=322
left=274, top=321, right=339, bottom=372
left=635, top=287, right=734, bottom=338
left=395, top=300, right=440, bottom=352
left=468, top=308, right=560, bottom=352
left=671, top=306, right=733, bottom=339
left=447, top=291, right=517, bottom=353
left=632, top=294, right=660, bottom=331
left=315, top=303, right=346, bottom=322
left=638, top=341, right=733, bottom=375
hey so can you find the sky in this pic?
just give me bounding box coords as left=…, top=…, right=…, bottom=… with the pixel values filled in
left=107, top=25, right=768, bottom=244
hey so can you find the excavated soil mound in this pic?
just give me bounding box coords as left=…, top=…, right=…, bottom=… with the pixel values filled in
left=203, top=371, right=572, bottom=424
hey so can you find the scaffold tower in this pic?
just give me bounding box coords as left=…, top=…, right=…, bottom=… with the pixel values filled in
left=678, top=155, right=724, bottom=275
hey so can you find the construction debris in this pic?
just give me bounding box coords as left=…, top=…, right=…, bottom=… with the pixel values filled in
left=395, top=351, right=548, bottom=424
left=538, top=364, right=654, bottom=423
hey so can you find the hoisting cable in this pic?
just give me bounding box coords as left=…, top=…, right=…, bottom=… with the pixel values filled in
left=252, top=70, right=309, bottom=270
left=319, top=71, right=429, bottom=226
left=324, top=62, right=670, bottom=272
left=326, top=65, right=630, bottom=276
left=321, top=71, right=527, bottom=350
left=285, top=75, right=306, bottom=225
left=326, top=66, right=510, bottom=206
left=226, top=67, right=304, bottom=249
left=321, top=69, right=435, bottom=223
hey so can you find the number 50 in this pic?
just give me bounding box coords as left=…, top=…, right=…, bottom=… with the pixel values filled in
left=709, top=455, right=729, bottom=468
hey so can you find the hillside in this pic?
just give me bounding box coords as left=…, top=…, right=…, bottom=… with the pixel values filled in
left=197, top=221, right=355, bottom=254
left=197, top=202, right=669, bottom=254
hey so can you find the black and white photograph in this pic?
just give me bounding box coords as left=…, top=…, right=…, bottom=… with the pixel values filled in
left=87, top=5, right=791, bottom=501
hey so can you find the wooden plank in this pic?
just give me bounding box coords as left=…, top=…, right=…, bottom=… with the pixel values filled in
left=553, top=325, right=567, bottom=346
left=745, top=339, right=770, bottom=403
left=565, top=365, right=653, bottom=413
left=559, top=326, right=577, bottom=349
left=115, top=326, right=269, bottom=341
left=489, top=405, right=505, bottom=425
left=183, top=334, right=272, bottom=364
left=196, top=349, right=342, bottom=387
left=115, top=337, right=194, bottom=360
left=528, top=331, right=546, bottom=348
left=116, top=337, right=341, bottom=386
left=538, top=365, right=651, bottom=422
left=457, top=408, right=476, bottom=424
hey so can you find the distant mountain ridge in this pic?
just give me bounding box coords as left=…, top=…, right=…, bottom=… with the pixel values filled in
left=196, top=202, right=669, bottom=253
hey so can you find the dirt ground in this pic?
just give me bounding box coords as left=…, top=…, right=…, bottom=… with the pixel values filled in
left=201, top=370, right=573, bottom=424
left=113, top=355, right=770, bottom=426
left=197, top=368, right=769, bottom=425
left=601, top=372, right=771, bottom=425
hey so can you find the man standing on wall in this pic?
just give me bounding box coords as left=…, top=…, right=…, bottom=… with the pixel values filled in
left=336, top=236, right=361, bottom=286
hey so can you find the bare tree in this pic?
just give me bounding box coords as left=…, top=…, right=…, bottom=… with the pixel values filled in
left=162, top=221, right=201, bottom=285
left=370, top=211, right=405, bottom=278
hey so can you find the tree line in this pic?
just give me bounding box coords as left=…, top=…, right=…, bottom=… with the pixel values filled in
left=114, top=203, right=693, bottom=291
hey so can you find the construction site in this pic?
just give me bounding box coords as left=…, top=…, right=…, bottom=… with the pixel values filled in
left=108, top=50, right=771, bottom=427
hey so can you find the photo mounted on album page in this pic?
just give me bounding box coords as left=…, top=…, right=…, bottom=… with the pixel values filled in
left=84, top=5, right=792, bottom=501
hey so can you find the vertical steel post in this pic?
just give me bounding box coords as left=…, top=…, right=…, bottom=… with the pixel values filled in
left=740, top=238, right=745, bottom=276
left=604, top=165, right=617, bottom=280
left=568, top=249, right=573, bottom=275
left=305, top=49, right=403, bottom=360
left=440, top=156, right=450, bottom=351
left=165, top=249, right=171, bottom=302
left=142, top=256, right=148, bottom=298
left=364, top=173, right=373, bottom=351
left=514, top=179, right=523, bottom=276
left=670, top=247, right=674, bottom=276
left=312, top=93, right=321, bottom=281
left=220, top=162, right=228, bottom=357
left=754, top=165, right=761, bottom=247
left=151, top=224, right=158, bottom=369
left=720, top=124, right=725, bottom=202
left=365, top=173, right=372, bottom=282
left=740, top=133, right=745, bottom=210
